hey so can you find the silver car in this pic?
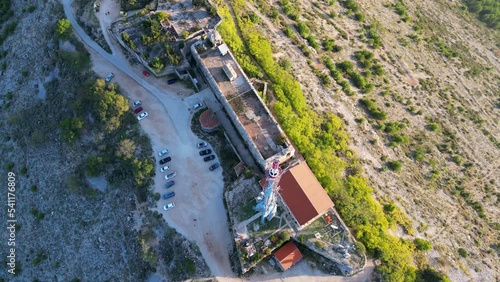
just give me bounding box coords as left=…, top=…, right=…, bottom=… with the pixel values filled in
left=105, top=72, right=114, bottom=82
left=165, top=172, right=176, bottom=180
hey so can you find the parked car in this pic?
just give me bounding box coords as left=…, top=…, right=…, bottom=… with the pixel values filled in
left=160, top=165, right=170, bottom=172
left=133, top=106, right=143, bottom=114
left=137, top=112, right=148, bottom=121
left=158, top=149, right=169, bottom=157
left=165, top=180, right=175, bottom=189
left=197, top=142, right=208, bottom=149
left=167, top=78, right=177, bottom=84
left=204, top=155, right=215, bottom=162
left=165, top=171, right=176, bottom=180
left=142, top=70, right=150, bottom=77
left=159, top=157, right=172, bottom=164
left=193, top=102, right=203, bottom=110
left=105, top=72, right=114, bottom=82
left=209, top=163, right=220, bottom=171
left=132, top=100, right=142, bottom=108
left=199, top=149, right=212, bottom=156
left=163, top=191, right=175, bottom=199
left=163, top=202, right=175, bottom=211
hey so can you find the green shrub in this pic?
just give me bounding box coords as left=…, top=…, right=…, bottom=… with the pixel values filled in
left=458, top=247, right=468, bottom=258
left=451, top=155, right=462, bottom=165
left=354, top=12, right=365, bottom=22
left=55, top=18, right=72, bottom=39
left=414, top=238, right=432, bottom=251
left=427, top=122, right=439, bottom=131
left=359, top=98, right=387, bottom=120
left=416, top=267, right=451, bottom=282
left=387, top=160, right=403, bottom=172
left=5, top=162, right=14, bottom=170
left=60, top=117, right=84, bottom=144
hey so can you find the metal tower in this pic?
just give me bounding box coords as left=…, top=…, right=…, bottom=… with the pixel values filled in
left=253, top=159, right=282, bottom=223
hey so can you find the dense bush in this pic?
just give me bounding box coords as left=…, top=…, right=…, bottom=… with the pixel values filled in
left=122, top=0, right=151, bottom=11
left=0, top=21, right=16, bottom=46
left=0, top=0, right=13, bottom=25
left=60, top=117, right=84, bottom=144
left=359, top=98, right=387, bottom=120
left=121, top=32, right=137, bottom=50
left=55, top=18, right=72, bottom=39
left=416, top=267, right=451, bottom=282
left=462, top=0, right=500, bottom=29
left=149, top=57, right=165, bottom=72
left=387, top=160, right=403, bottom=172
left=414, top=238, right=432, bottom=251
left=458, top=247, right=468, bottom=258
left=364, top=23, right=383, bottom=48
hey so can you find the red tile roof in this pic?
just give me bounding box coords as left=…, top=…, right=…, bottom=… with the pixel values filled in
left=199, top=109, right=220, bottom=129
left=274, top=241, right=303, bottom=271
left=279, top=162, right=334, bottom=226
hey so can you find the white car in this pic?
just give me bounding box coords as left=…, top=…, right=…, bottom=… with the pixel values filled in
left=137, top=112, right=148, bottom=120
left=158, top=149, right=169, bottom=157
left=193, top=102, right=203, bottom=110
left=132, top=100, right=142, bottom=108
left=163, top=202, right=175, bottom=211
left=105, top=72, right=115, bottom=82
left=165, top=171, right=176, bottom=180
left=160, top=165, right=170, bottom=172
left=197, top=142, right=208, bottom=149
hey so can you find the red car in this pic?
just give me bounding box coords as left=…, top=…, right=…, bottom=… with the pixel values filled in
left=143, top=70, right=150, bottom=77
left=133, top=106, right=143, bottom=114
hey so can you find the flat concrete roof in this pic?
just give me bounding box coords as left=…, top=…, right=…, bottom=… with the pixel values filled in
left=200, top=48, right=283, bottom=159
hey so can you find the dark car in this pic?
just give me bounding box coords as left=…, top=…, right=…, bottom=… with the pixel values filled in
left=209, top=163, right=220, bottom=171
left=159, top=157, right=172, bottom=164
left=203, top=155, right=215, bottom=162
left=163, top=191, right=175, bottom=199
left=133, top=106, right=143, bottom=114
left=167, top=78, right=178, bottom=84
left=199, top=149, right=212, bottom=156
left=165, top=181, right=175, bottom=189
left=143, top=70, right=150, bottom=77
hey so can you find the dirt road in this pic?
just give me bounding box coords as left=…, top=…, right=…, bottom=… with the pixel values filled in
left=63, top=0, right=235, bottom=278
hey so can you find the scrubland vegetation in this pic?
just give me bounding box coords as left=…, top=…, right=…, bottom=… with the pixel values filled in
left=211, top=0, right=455, bottom=280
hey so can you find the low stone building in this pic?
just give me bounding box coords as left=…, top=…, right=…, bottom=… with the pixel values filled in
left=274, top=241, right=303, bottom=271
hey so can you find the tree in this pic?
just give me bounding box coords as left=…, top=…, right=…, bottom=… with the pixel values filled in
left=116, top=139, right=137, bottom=159
left=149, top=57, right=164, bottom=72
left=86, top=155, right=106, bottom=177
left=156, top=11, right=170, bottom=23
left=60, top=117, right=83, bottom=144
left=55, top=18, right=72, bottom=39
